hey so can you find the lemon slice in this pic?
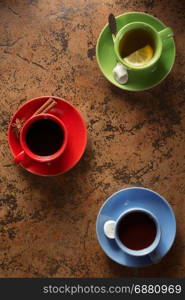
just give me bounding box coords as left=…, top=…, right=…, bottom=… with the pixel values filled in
left=123, top=45, right=153, bottom=67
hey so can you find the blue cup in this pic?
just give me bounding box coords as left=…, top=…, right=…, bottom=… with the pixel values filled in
left=104, top=207, right=161, bottom=263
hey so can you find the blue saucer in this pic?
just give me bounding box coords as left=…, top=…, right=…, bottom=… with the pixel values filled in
left=96, top=187, right=176, bottom=267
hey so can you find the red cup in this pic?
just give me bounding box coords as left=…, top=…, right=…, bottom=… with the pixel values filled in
left=14, top=113, right=68, bottom=165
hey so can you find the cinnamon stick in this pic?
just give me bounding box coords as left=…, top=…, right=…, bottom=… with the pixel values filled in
left=41, top=100, right=57, bottom=114
left=32, top=97, right=56, bottom=116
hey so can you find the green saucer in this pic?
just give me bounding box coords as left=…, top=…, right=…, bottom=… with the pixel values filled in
left=96, top=12, right=176, bottom=91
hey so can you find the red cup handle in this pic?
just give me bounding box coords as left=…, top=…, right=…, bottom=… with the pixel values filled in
left=14, top=151, right=26, bottom=165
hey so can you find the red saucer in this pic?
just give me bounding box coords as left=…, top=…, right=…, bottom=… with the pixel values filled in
left=8, top=96, right=87, bottom=176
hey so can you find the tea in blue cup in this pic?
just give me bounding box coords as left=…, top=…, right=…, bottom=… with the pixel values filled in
left=104, top=207, right=161, bottom=262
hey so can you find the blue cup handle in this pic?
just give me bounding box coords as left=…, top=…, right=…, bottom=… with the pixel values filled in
left=149, top=249, right=161, bottom=264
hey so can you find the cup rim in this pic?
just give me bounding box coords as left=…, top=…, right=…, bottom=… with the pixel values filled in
left=114, top=21, right=162, bottom=70
left=115, top=207, right=161, bottom=257
left=20, top=113, right=68, bottom=162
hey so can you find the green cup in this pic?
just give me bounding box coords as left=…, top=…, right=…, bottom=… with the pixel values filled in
left=114, top=22, right=173, bottom=73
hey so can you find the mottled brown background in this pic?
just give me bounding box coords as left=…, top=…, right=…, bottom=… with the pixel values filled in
left=0, top=0, right=185, bottom=278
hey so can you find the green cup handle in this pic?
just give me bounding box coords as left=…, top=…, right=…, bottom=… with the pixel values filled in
left=158, top=27, right=173, bottom=41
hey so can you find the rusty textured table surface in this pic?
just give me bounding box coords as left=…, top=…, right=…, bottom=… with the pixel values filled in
left=0, top=0, right=185, bottom=278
